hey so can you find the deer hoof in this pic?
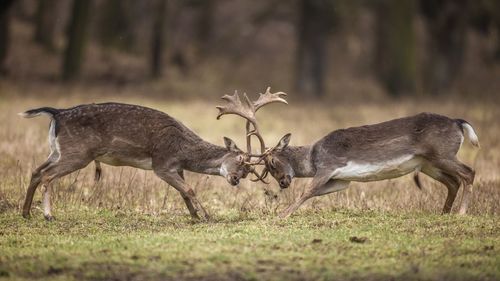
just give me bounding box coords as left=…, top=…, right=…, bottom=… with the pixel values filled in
left=44, top=215, right=55, bottom=221
left=22, top=212, right=31, bottom=219
left=278, top=210, right=292, bottom=219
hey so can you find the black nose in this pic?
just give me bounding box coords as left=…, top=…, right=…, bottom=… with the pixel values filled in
left=230, top=175, right=239, bottom=186
left=279, top=178, right=289, bottom=188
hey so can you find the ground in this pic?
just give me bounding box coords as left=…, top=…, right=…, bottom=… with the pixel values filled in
left=1, top=209, right=498, bottom=281
left=0, top=88, right=499, bottom=280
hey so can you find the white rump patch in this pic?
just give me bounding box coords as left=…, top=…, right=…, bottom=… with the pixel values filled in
left=330, top=155, right=422, bottom=182
left=48, top=120, right=61, bottom=162
left=462, top=123, right=480, bottom=147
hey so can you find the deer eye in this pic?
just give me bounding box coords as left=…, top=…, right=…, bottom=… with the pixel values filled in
left=269, top=158, right=276, bottom=169
left=237, top=155, right=244, bottom=164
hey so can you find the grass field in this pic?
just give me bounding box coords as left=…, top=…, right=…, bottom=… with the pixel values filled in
left=0, top=209, right=498, bottom=281
left=0, top=87, right=499, bottom=280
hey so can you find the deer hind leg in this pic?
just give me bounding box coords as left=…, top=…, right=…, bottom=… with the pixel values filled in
left=434, top=159, right=475, bottom=214
left=42, top=184, right=53, bottom=221
left=279, top=173, right=333, bottom=219
left=22, top=160, right=52, bottom=218
left=32, top=157, right=92, bottom=220
left=439, top=173, right=460, bottom=214
left=457, top=163, right=475, bottom=215
left=423, top=159, right=466, bottom=214
left=154, top=169, right=209, bottom=221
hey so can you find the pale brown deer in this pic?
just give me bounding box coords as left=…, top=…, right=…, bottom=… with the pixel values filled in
left=255, top=113, right=480, bottom=218
left=20, top=102, right=259, bottom=221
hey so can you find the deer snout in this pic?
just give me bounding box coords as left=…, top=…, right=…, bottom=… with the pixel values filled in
left=279, top=175, right=291, bottom=189
left=227, top=174, right=240, bottom=186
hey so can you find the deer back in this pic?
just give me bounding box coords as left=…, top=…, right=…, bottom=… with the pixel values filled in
left=51, top=103, right=203, bottom=160
left=311, top=113, right=464, bottom=168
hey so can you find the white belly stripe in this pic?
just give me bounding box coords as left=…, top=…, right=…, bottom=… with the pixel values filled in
left=330, top=155, right=421, bottom=182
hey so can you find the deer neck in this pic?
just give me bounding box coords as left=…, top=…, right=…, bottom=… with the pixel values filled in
left=282, top=146, right=316, bottom=178
left=183, top=140, right=228, bottom=176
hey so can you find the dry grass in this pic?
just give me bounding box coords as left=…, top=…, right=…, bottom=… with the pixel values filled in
left=0, top=87, right=498, bottom=217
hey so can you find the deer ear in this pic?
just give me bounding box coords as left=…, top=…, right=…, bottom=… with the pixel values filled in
left=276, top=133, right=291, bottom=150
left=223, top=137, right=241, bottom=152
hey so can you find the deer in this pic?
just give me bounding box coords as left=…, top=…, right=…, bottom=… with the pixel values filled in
left=253, top=113, right=480, bottom=218
left=19, top=102, right=265, bottom=221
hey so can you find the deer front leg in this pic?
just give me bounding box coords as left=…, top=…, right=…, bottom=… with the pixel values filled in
left=279, top=174, right=333, bottom=219
left=154, top=169, right=210, bottom=221
left=279, top=191, right=315, bottom=219
left=94, top=161, right=102, bottom=183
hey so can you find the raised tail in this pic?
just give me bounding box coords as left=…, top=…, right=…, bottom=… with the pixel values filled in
left=456, top=119, right=480, bottom=148
left=18, top=107, right=60, bottom=118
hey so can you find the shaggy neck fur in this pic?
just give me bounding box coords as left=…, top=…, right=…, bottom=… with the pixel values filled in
left=183, top=140, right=228, bottom=176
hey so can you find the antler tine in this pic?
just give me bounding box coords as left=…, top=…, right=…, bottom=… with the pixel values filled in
left=217, top=91, right=258, bottom=154
left=253, top=87, right=288, bottom=112
left=247, top=87, right=288, bottom=154
left=249, top=166, right=269, bottom=184
left=216, top=90, right=257, bottom=124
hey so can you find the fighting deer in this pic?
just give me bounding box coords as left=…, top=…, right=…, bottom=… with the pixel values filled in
left=255, top=113, right=479, bottom=218
left=20, top=102, right=259, bottom=221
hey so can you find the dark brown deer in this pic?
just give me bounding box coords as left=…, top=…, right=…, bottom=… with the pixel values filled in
left=256, top=113, right=480, bottom=218
left=20, top=102, right=258, bottom=221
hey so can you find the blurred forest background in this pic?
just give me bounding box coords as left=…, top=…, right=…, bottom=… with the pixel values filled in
left=0, top=0, right=499, bottom=100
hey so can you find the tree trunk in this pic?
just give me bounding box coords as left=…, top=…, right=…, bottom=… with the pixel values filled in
left=150, top=0, right=167, bottom=78
left=0, top=0, right=15, bottom=75
left=97, top=0, right=135, bottom=51
left=61, top=0, right=92, bottom=81
left=196, top=0, right=214, bottom=56
left=420, top=0, right=467, bottom=94
left=374, top=0, right=416, bottom=96
left=295, top=0, right=332, bottom=97
left=34, top=0, right=58, bottom=50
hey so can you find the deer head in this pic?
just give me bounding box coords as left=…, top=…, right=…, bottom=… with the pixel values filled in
left=261, top=133, right=295, bottom=188
left=220, top=136, right=252, bottom=186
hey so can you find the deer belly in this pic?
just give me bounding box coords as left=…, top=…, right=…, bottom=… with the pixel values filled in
left=95, top=154, right=153, bottom=170
left=331, top=155, right=421, bottom=182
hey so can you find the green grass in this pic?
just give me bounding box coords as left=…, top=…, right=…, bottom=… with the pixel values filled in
left=0, top=208, right=498, bottom=281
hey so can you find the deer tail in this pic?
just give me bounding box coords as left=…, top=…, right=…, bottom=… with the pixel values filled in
left=18, top=107, right=60, bottom=118
left=456, top=119, right=480, bottom=148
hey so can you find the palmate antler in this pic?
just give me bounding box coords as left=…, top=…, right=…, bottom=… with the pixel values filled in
left=216, top=87, right=288, bottom=183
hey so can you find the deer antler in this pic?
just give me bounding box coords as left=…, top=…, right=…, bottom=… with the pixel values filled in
left=216, top=91, right=264, bottom=155
left=246, top=87, right=288, bottom=156
left=253, top=87, right=288, bottom=112
left=216, top=91, right=256, bottom=124
left=216, top=87, right=288, bottom=183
